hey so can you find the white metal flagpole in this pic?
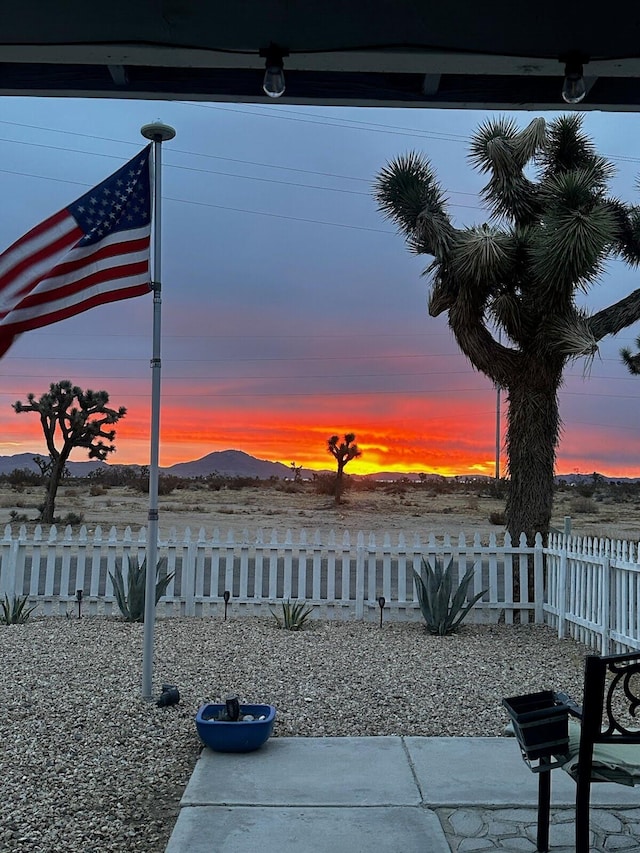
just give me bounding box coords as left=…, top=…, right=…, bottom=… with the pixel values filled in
left=140, top=121, right=176, bottom=699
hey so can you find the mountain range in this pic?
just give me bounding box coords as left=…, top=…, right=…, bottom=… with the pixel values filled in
left=0, top=449, right=636, bottom=483
left=0, top=449, right=317, bottom=479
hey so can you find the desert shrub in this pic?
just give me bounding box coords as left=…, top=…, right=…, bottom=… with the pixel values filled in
left=132, top=474, right=181, bottom=495
left=489, top=510, right=506, bottom=525
left=226, top=476, right=259, bottom=490
left=4, top=467, right=41, bottom=487
left=385, top=480, right=410, bottom=496
left=485, top=479, right=508, bottom=499
left=351, top=477, right=378, bottom=492
left=109, top=555, right=174, bottom=622
left=432, top=478, right=454, bottom=495
left=9, top=510, right=29, bottom=523
left=89, top=485, right=106, bottom=496
left=313, top=473, right=338, bottom=496
left=575, top=483, right=596, bottom=498
left=277, top=481, right=304, bottom=494
left=413, top=558, right=486, bottom=635
left=572, top=497, right=597, bottom=514
left=61, top=512, right=84, bottom=526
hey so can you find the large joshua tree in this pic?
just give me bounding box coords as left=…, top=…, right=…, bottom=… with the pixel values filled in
left=375, top=114, right=640, bottom=544
left=13, top=380, right=126, bottom=524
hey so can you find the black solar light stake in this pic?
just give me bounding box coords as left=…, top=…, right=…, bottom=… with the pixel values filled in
left=378, top=596, right=386, bottom=628
left=223, top=590, right=231, bottom=620
left=76, top=589, right=83, bottom=619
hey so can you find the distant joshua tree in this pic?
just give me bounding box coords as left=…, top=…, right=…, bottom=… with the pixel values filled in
left=13, top=380, right=126, bottom=523
left=327, top=433, right=361, bottom=504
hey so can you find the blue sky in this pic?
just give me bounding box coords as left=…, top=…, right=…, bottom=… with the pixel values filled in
left=1, top=97, right=640, bottom=476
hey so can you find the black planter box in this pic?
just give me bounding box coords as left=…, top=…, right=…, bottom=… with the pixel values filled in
left=502, top=690, right=570, bottom=760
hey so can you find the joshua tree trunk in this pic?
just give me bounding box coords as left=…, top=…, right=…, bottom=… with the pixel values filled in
left=505, top=361, right=562, bottom=546
left=40, top=454, right=69, bottom=524
left=334, top=462, right=345, bottom=505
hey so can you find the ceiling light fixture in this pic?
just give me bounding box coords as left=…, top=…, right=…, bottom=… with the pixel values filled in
left=260, top=44, right=289, bottom=98
left=561, top=53, right=588, bottom=104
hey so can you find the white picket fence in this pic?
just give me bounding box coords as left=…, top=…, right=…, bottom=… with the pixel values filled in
left=0, top=523, right=543, bottom=622
left=544, top=532, right=640, bottom=654
left=1, top=523, right=639, bottom=654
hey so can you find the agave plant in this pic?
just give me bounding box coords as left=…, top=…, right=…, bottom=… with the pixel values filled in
left=0, top=593, right=37, bottom=625
left=109, top=555, right=174, bottom=622
left=270, top=599, right=313, bottom=631
left=413, top=558, right=486, bottom=636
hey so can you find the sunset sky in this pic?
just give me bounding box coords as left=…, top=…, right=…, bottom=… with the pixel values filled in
left=2, top=98, right=640, bottom=478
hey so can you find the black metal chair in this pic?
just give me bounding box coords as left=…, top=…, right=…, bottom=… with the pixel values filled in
left=505, top=651, right=640, bottom=852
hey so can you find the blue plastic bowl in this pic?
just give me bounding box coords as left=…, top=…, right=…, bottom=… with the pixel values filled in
left=195, top=703, right=276, bottom=753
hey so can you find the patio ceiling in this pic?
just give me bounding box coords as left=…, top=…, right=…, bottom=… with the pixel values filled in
left=2, top=2, right=640, bottom=110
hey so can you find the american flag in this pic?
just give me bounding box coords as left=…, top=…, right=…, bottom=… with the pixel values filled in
left=0, top=145, right=153, bottom=357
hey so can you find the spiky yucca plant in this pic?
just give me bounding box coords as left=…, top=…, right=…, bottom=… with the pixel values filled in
left=376, top=115, right=640, bottom=548
left=1, top=593, right=37, bottom=624
left=109, top=555, right=174, bottom=622
left=271, top=599, right=314, bottom=631
left=413, top=558, right=486, bottom=636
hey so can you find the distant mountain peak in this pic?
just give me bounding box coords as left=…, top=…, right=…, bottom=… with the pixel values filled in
left=164, top=449, right=292, bottom=479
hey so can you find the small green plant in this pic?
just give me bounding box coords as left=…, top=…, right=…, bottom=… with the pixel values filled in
left=413, top=558, right=487, bottom=636
left=109, top=555, right=174, bottom=622
left=1, top=593, right=37, bottom=624
left=271, top=599, right=314, bottom=631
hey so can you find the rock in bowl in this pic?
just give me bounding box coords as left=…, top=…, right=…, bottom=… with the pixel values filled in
left=195, top=703, right=277, bottom=753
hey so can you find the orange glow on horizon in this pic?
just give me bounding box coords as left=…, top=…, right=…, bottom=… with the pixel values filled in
left=2, top=393, right=640, bottom=479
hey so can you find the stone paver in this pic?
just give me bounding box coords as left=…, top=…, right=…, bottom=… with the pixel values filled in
left=437, top=807, right=640, bottom=851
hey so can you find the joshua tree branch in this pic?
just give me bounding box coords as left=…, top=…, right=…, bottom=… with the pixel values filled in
left=588, top=288, right=640, bottom=340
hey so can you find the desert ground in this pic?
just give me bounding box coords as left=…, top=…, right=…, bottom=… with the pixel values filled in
left=1, top=477, right=639, bottom=540
left=1, top=475, right=636, bottom=853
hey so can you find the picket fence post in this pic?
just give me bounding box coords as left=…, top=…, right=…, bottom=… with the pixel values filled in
left=534, top=532, right=544, bottom=623
left=0, top=524, right=17, bottom=597
left=601, top=556, right=611, bottom=655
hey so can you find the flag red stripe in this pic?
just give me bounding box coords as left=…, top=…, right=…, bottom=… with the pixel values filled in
left=0, top=214, right=81, bottom=293
left=44, top=234, right=150, bottom=281
left=0, top=208, right=71, bottom=260
left=0, top=282, right=152, bottom=337
left=18, top=258, right=150, bottom=310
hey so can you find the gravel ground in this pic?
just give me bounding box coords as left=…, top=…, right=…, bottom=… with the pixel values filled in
left=0, top=616, right=589, bottom=852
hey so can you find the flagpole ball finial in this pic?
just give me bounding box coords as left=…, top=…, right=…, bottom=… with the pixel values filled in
left=141, top=122, right=176, bottom=142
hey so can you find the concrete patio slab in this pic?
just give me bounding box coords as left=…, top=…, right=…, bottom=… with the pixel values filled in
left=165, top=806, right=450, bottom=853
left=405, top=737, right=640, bottom=807
left=181, top=737, right=421, bottom=807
